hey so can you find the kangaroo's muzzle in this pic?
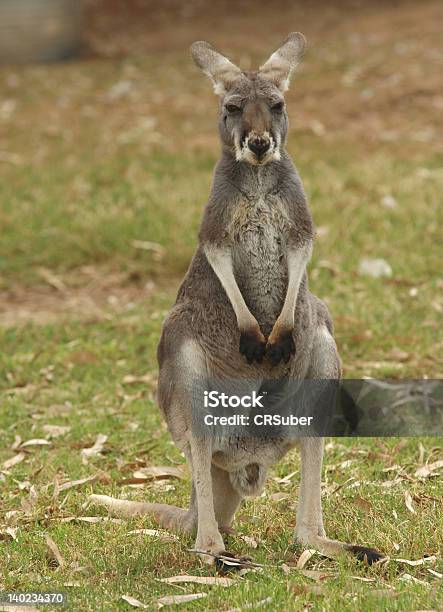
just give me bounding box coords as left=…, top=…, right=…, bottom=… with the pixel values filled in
left=235, top=130, right=279, bottom=165
left=248, top=136, right=271, bottom=160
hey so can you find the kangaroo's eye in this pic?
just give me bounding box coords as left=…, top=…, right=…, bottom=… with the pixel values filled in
left=225, top=104, right=241, bottom=114
left=271, top=101, right=284, bottom=112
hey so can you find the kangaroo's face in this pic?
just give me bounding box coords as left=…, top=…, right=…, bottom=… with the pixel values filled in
left=220, top=75, right=286, bottom=165
left=191, top=33, right=306, bottom=165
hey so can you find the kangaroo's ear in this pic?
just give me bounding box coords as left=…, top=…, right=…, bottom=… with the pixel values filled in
left=191, top=41, right=242, bottom=95
left=259, top=32, right=306, bottom=92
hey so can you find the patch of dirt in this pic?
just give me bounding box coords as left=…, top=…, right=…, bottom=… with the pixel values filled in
left=0, top=267, right=165, bottom=326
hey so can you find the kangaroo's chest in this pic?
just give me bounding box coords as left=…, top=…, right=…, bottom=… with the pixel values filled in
left=229, top=195, right=291, bottom=333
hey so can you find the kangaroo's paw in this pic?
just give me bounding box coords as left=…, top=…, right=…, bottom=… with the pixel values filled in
left=266, top=327, right=295, bottom=365
left=239, top=326, right=267, bottom=364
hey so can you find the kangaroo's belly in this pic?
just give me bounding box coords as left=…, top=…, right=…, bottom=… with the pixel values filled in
left=230, top=196, right=290, bottom=336
left=212, top=436, right=295, bottom=471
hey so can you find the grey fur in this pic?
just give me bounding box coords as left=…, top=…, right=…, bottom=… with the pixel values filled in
left=92, top=35, right=384, bottom=566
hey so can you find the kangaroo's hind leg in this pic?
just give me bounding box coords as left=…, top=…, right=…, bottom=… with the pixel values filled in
left=294, top=324, right=385, bottom=564
left=158, top=334, right=228, bottom=559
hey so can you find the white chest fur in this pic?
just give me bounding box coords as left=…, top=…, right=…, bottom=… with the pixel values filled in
left=229, top=195, right=290, bottom=332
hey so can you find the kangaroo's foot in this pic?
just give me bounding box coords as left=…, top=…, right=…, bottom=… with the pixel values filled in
left=193, top=527, right=226, bottom=565
left=296, top=436, right=385, bottom=567
left=89, top=495, right=196, bottom=533
left=295, top=522, right=385, bottom=565
left=345, top=544, right=387, bottom=565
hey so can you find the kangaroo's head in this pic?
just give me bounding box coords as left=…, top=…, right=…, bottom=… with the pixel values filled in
left=191, top=33, right=306, bottom=165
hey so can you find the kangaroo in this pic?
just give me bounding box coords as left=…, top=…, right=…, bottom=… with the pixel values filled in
left=91, top=33, right=384, bottom=565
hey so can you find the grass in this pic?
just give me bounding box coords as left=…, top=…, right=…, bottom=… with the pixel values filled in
left=1, top=1, right=443, bottom=609
left=1, top=311, right=442, bottom=610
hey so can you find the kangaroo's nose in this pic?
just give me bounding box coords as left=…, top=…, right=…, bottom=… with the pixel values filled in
left=248, top=136, right=271, bottom=158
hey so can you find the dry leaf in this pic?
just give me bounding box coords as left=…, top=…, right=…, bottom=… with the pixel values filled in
left=415, top=460, right=443, bottom=478
left=380, top=195, right=397, bottom=209
left=131, top=240, right=165, bottom=255
left=58, top=473, right=102, bottom=492
left=122, top=373, right=155, bottom=385
left=239, top=534, right=258, bottom=548
left=21, top=485, right=38, bottom=515
left=5, top=510, right=19, bottom=522
left=386, top=348, right=410, bottom=362
left=60, top=516, right=123, bottom=524
left=45, top=534, right=65, bottom=568
left=118, top=477, right=152, bottom=486
left=121, top=595, right=148, bottom=608
left=301, top=570, right=332, bottom=582
left=160, top=575, right=234, bottom=587
left=399, top=573, right=430, bottom=587
left=404, top=491, right=416, bottom=514
left=81, top=434, right=108, bottom=463
left=274, top=471, right=297, bottom=484
left=42, top=425, right=71, bottom=438
left=157, top=593, right=207, bottom=607
left=296, top=549, right=316, bottom=569
left=20, top=438, right=51, bottom=448
left=37, top=268, right=66, bottom=292
left=380, top=478, right=402, bottom=488
left=358, top=258, right=392, bottom=278
left=11, top=435, right=22, bottom=450
left=0, top=527, right=18, bottom=541
left=2, top=452, right=25, bottom=470
left=132, top=465, right=185, bottom=480
left=127, top=528, right=178, bottom=541
left=393, top=556, right=437, bottom=567
left=269, top=492, right=290, bottom=502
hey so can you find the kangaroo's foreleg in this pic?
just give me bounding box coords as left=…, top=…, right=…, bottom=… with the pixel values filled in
left=204, top=245, right=266, bottom=364
left=267, top=243, right=312, bottom=365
